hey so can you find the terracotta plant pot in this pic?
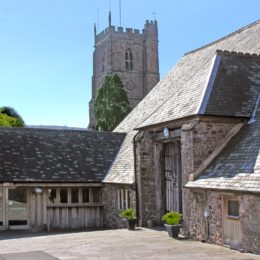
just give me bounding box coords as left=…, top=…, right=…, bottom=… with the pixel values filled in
left=127, top=219, right=136, bottom=230
left=164, top=224, right=182, bottom=238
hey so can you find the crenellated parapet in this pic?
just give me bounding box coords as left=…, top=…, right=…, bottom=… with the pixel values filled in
left=95, top=20, right=157, bottom=45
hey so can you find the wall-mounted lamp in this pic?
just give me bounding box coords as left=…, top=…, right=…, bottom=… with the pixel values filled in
left=34, top=187, right=43, bottom=195
left=204, top=208, right=209, bottom=218
left=163, top=128, right=170, bottom=138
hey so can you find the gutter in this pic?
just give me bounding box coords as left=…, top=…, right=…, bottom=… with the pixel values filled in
left=133, top=132, right=140, bottom=225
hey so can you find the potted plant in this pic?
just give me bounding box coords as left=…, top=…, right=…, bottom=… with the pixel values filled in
left=120, top=208, right=136, bottom=230
left=162, top=211, right=182, bottom=238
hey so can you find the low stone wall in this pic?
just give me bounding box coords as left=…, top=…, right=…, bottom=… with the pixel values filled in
left=102, top=184, right=136, bottom=229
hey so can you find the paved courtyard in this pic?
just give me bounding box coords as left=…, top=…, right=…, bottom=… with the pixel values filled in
left=0, top=228, right=259, bottom=260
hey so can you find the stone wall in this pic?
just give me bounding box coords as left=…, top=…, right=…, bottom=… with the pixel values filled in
left=181, top=119, right=239, bottom=184
left=135, top=131, right=159, bottom=226
left=240, top=194, right=260, bottom=254
left=181, top=118, right=241, bottom=236
left=184, top=189, right=223, bottom=245
left=184, top=190, right=260, bottom=254
left=102, top=184, right=136, bottom=229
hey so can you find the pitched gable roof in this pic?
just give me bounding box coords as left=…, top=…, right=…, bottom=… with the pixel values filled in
left=186, top=102, right=260, bottom=193
left=105, top=20, right=260, bottom=184
left=138, top=50, right=260, bottom=129
left=115, top=20, right=260, bottom=133
left=0, top=127, right=125, bottom=183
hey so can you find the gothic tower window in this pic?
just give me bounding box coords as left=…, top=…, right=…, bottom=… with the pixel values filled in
left=125, top=49, right=133, bottom=71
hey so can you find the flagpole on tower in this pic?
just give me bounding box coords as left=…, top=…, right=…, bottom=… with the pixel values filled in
left=119, top=0, right=121, bottom=26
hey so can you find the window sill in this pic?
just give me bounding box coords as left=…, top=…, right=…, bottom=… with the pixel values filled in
left=227, top=215, right=240, bottom=220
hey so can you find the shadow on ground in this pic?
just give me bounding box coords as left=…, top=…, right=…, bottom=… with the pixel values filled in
left=0, top=226, right=166, bottom=241
left=0, top=250, right=58, bottom=260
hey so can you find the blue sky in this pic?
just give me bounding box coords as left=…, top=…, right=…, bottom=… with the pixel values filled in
left=0, top=0, right=259, bottom=128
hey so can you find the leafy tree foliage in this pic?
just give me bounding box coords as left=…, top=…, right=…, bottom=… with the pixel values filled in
left=94, top=74, right=131, bottom=131
left=0, top=106, right=25, bottom=127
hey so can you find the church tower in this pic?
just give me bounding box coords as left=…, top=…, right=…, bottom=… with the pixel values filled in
left=88, top=12, right=160, bottom=129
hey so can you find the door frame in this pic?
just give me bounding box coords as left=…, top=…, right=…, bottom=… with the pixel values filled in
left=222, top=195, right=241, bottom=249
left=163, top=140, right=182, bottom=213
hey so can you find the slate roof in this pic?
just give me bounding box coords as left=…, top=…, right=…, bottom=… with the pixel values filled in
left=104, top=131, right=137, bottom=183
left=104, top=20, right=260, bottom=184
left=0, top=127, right=125, bottom=183
left=186, top=103, right=260, bottom=193
left=137, top=51, right=260, bottom=128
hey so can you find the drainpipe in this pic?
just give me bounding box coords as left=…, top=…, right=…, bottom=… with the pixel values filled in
left=133, top=132, right=139, bottom=226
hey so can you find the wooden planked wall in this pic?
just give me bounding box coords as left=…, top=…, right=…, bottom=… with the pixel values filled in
left=27, top=188, right=103, bottom=230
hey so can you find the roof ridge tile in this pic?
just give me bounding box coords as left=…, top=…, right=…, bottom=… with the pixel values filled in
left=216, top=49, right=260, bottom=58
left=184, top=19, right=260, bottom=56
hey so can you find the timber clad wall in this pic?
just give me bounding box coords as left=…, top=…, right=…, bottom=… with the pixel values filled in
left=28, top=187, right=103, bottom=230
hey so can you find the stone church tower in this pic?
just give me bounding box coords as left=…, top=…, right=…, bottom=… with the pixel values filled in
left=88, top=12, right=160, bottom=129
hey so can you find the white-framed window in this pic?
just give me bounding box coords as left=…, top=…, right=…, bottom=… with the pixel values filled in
left=118, top=189, right=129, bottom=210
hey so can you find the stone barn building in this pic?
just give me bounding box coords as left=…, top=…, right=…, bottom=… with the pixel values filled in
left=88, top=13, right=160, bottom=129
left=0, top=19, right=260, bottom=255
left=107, top=19, right=260, bottom=253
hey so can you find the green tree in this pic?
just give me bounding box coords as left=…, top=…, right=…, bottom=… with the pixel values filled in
left=94, top=74, right=131, bottom=131
left=0, top=106, right=25, bottom=127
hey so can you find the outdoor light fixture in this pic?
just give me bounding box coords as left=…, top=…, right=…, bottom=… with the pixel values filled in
left=163, top=128, right=170, bottom=138
left=204, top=208, right=209, bottom=218
left=34, top=187, right=43, bottom=195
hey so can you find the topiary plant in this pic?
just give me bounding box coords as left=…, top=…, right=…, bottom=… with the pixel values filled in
left=162, top=211, right=182, bottom=225
left=120, top=208, right=136, bottom=220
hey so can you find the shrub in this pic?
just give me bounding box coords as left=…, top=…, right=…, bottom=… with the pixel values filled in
left=119, top=208, right=136, bottom=220
left=162, top=211, right=182, bottom=225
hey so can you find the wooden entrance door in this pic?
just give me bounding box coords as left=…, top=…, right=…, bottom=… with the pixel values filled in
left=223, top=196, right=241, bottom=249
left=164, top=141, right=182, bottom=213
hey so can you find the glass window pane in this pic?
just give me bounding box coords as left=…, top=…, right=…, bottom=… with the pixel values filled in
left=228, top=200, right=239, bottom=217
left=82, top=188, right=89, bottom=203
left=130, top=61, right=133, bottom=70
left=8, top=187, right=27, bottom=226
left=60, top=189, right=68, bottom=204
left=71, top=189, right=79, bottom=203
left=93, top=188, right=101, bottom=203
left=48, top=189, right=57, bottom=204
left=130, top=52, right=133, bottom=61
